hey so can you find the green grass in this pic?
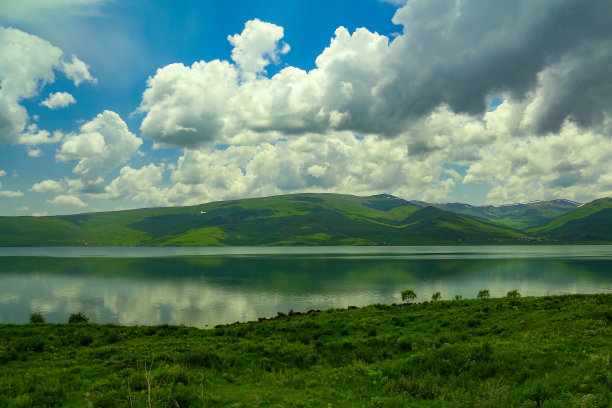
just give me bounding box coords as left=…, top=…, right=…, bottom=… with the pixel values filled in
left=1, top=294, right=610, bottom=407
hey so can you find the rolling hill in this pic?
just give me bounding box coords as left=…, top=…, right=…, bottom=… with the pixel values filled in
left=0, top=193, right=609, bottom=246
left=532, top=197, right=612, bottom=243
left=411, top=199, right=581, bottom=230
left=0, top=193, right=531, bottom=246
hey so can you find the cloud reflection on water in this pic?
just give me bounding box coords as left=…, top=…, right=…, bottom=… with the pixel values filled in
left=0, top=248, right=610, bottom=326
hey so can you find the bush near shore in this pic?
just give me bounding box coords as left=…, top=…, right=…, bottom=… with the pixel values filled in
left=1, top=294, right=610, bottom=407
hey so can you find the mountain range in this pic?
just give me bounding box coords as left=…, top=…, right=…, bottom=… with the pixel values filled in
left=0, top=193, right=610, bottom=246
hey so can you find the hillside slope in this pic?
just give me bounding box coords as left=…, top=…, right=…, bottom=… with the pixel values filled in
left=0, top=193, right=529, bottom=246
left=413, top=199, right=580, bottom=230
left=533, top=197, right=612, bottom=242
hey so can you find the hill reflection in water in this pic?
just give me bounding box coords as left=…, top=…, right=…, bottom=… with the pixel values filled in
left=1, top=246, right=611, bottom=326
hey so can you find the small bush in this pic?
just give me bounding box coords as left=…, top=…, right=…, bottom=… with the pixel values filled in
left=477, top=290, right=490, bottom=300
left=15, top=337, right=46, bottom=352
left=401, top=289, right=417, bottom=303
left=506, top=289, right=521, bottom=298
left=396, top=336, right=413, bottom=351
left=431, top=292, right=441, bottom=302
left=466, top=318, right=481, bottom=328
left=68, top=312, right=89, bottom=324
left=104, top=332, right=119, bottom=344
left=454, top=294, right=463, bottom=301
left=29, top=312, right=46, bottom=324
left=79, top=334, right=94, bottom=346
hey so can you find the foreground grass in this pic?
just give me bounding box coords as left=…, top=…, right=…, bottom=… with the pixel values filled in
left=1, top=294, right=610, bottom=407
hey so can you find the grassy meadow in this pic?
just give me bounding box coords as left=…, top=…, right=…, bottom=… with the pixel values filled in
left=0, top=294, right=610, bottom=407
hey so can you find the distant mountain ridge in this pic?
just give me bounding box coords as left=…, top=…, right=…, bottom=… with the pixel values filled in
left=0, top=193, right=609, bottom=246
left=410, top=199, right=582, bottom=230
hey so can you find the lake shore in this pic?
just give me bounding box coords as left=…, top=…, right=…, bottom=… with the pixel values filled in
left=1, top=293, right=610, bottom=407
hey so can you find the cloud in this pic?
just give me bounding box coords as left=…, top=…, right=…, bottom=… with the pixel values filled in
left=0, top=0, right=107, bottom=22
left=16, top=125, right=63, bottom=145
left=137, top=24, right=392, bottom=147
left=61, top=55, right=98, bottom=86
left=463, top=116, right=612, bottom=204
left=228, top=19, right=290, bottom=80
left=27, top=148, right=43, bottom=157
left=387, top=0, right=612, bottom=135
left=56, top=110, right=142, bottom=181
left=0, top=26, right=96, bottom=144
left=30, top=179, right=64, bottom=193
left=138, top=60, right=240, bottom=147
left=113, top=97, right=612, bottom=207
left=0, top=190, right=24, bottom=197
left=41, top=92, right=76, bottom=109
left=103, top=163, right=165, bottom=203
left=138, top=3, right=612, bottom=149
left=0, top=174, right=24, bottom=197
left=104, top=130, right=455, bottom=207
left=48, top=194, right=87, bottom=207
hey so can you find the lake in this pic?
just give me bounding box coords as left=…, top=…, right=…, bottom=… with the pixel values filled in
left=1, top=246, right=611, bottom=327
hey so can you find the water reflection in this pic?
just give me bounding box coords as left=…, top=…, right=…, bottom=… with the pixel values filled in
left=0, top=247, right=611, bottom=326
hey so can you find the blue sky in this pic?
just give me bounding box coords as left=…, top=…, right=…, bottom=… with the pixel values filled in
left=1, top=0, right=611, bottom=215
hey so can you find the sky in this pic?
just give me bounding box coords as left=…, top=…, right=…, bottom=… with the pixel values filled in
left=1, top=0, right=612, bottom=216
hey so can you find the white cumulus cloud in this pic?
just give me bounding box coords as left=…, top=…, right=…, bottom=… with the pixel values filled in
left=30, top=179, right=65, bottom=193
left=0, top=190, right=24, bottom=197
left=228, top=18, right=290, bottom=80
left=138, top=3, right=612, bottom=145
left=61, top=54, right=98, bottom=86
left=57, top=110, right=142, bottom=182
left=27, top=148, right=43, bottom=157
left=48, top=194, right=87, bottom=207
left=103, top=163, right=165, bottom=203
left=133, top=3, right=612, bottom=204
left=41, top=91, right=76, bottom=109
left=0, top=26, right=96, bottom=144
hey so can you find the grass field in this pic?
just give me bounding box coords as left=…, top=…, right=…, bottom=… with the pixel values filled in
left=1, top=294, right=610, bottom=407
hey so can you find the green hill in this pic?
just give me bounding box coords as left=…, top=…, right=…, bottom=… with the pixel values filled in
left=413, top=199, right=580, bottom=230
left=532, top=197, right=612, bottom=242
left=0, top=193, right=529, bottom=246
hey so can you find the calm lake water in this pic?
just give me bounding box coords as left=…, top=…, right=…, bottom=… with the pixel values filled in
left=1, top=246, right=611, bottom=327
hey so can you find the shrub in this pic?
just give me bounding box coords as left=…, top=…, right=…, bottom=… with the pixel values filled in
left=431, top=292, right=441, bottom=302
left=68, top=312, right=89, bottom=324
left=79, top=334, right=94, bottom=346
left=29, top=312, right=46, bottom=324
left=15, top=336, right=46, bottom=352
left=401, top=289, right=417, bottom=303
left=477, top=290, right=490, bottom=300
left=454, top=294, right=463, bottom=301
left=506, top=289, right=521, bottom=298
